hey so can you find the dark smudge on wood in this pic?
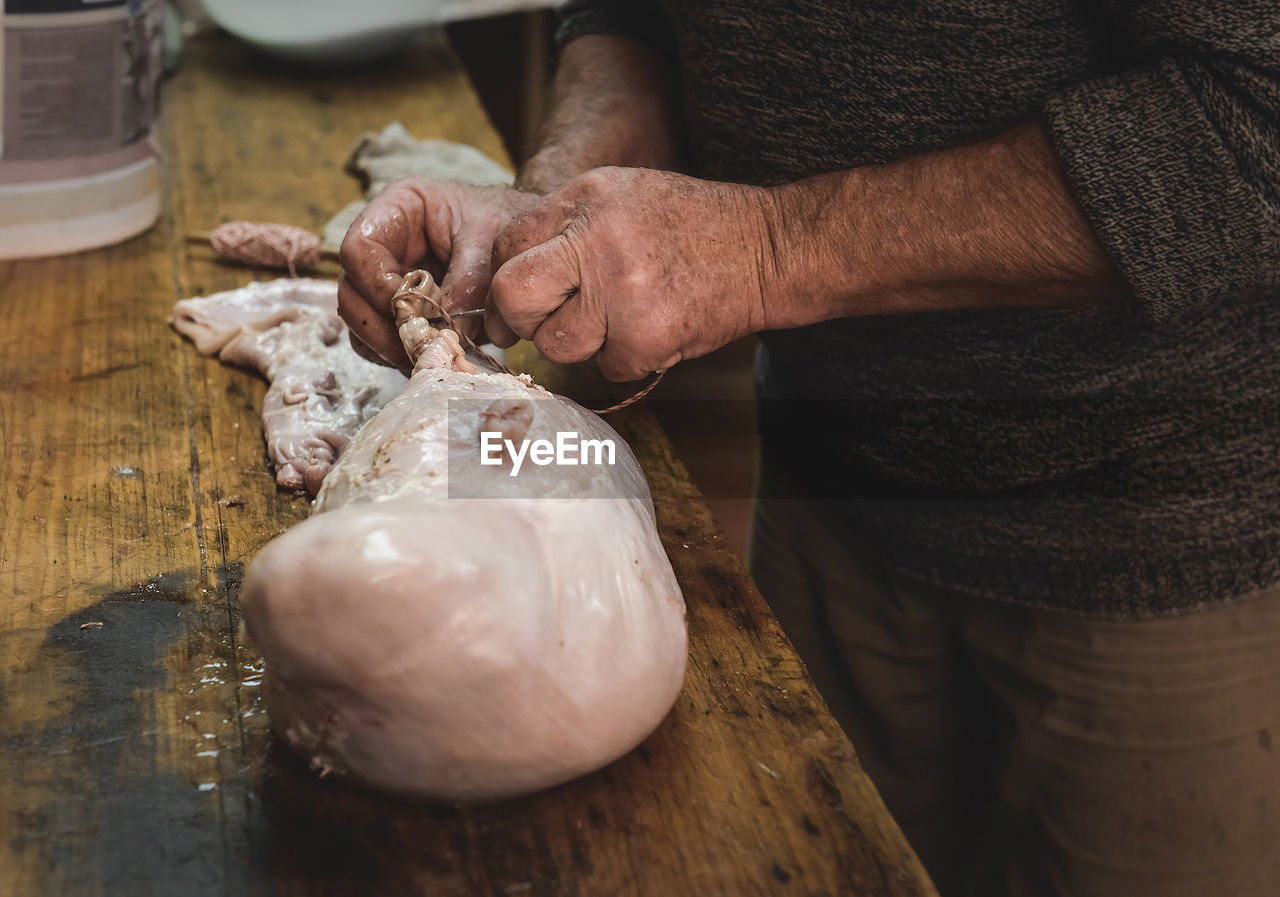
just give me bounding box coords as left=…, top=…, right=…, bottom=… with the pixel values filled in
left=7, top=571, right=228, bottom=896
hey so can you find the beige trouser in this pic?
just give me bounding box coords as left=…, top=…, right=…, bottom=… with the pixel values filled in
left=749, top=462, right=1280, bottom=897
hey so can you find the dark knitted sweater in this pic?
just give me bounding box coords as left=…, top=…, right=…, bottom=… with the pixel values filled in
left=558, top=1, right=1280, bottom=617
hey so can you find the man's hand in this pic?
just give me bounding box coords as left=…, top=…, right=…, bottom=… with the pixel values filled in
left=488, top=167, right=775, bottom=381
left=337, top=31, right=680, bottom=371
left=337, top=180, right=538, bottom=368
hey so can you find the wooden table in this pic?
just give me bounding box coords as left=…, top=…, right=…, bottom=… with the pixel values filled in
left=0, top=35, right=937, bottom=897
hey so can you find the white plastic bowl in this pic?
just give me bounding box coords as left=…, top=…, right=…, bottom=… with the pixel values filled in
left=200, top=0, right=443, bottom=65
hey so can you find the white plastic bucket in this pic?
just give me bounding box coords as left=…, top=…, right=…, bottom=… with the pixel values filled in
left=0, top=0, right=164, bottom=259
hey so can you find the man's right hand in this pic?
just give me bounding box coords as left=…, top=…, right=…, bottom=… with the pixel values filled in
left=337, top=179, right=536, bottom=369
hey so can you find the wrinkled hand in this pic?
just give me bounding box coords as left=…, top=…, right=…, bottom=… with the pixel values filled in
left=338, top=180, right=537, bottom=369
left=487, top=167, right=774, bottom=381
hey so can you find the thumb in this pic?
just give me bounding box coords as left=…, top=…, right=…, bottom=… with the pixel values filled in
left=439, top=234, right=493, bottom=312
left=440, top=233, right=494, bottom=343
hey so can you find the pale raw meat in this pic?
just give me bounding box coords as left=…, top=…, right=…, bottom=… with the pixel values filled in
left=344, top=122, right=513, bottom=195
left=171, top=277, right=688, bottom=803
left=172, top=279, right=406, bottom=494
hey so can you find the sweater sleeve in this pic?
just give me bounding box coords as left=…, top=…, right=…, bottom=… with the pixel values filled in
left=555, top=0, right=672, bottom=52
left=1041, top=2, right=1280, bottom=322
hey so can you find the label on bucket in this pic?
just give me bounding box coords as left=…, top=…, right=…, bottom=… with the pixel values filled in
left=0, top=0, right=163, bottom=182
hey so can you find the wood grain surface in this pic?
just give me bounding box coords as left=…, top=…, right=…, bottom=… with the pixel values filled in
left=0, top=34, right=937, bottom=897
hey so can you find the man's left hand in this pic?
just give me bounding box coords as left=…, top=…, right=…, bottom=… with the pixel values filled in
left=487, top=167, right=777, bottom=381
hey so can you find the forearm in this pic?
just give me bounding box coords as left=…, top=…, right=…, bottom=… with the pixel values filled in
left=516, top=35, right=679, bottom=195
left=760, top=121, right=1129, bottom=329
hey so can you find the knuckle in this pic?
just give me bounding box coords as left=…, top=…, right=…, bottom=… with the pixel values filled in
left=483, top=313, right=511, bottom=347
left=490, top=325, right=519, bottom=349
left=487, top=276, right=530, bottom=339
left=394, top=177, right=441, bottom=202
left=506, top=204, right=535, bottom=230
left=491, top=227, right=518, bottom=266
left=337, top=227, right=364, bottom=268
left=488, top=266, right=513, bottom=306
left=448, top=276, right=482, bottom=306
left=575, top=167, right=621, bottom=199
left=535, top=326, right=580, bottom=364
left=597, top=346, right=638, bottom=383
left=335, top=276, right=355, bottom=310
left=379, top=178, right=412, bottom=199
left=533, top=332, right=567, bottom=363
left=579, top=168, right=609, bottom=190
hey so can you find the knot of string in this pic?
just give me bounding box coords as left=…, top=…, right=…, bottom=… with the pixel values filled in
left=393, top=270, right=514, bottom=375
left=393, top=270, right=665, bottom=415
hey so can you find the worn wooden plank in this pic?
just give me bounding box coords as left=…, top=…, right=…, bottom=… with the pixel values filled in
left=0, top=33, right=936, bottom=897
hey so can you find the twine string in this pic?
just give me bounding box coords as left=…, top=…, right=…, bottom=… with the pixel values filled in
left=392, top=271, right=664, bottom=414
left=590, top=369, right=667, bottom=414
left=393, top=270, right=513, bottom=375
